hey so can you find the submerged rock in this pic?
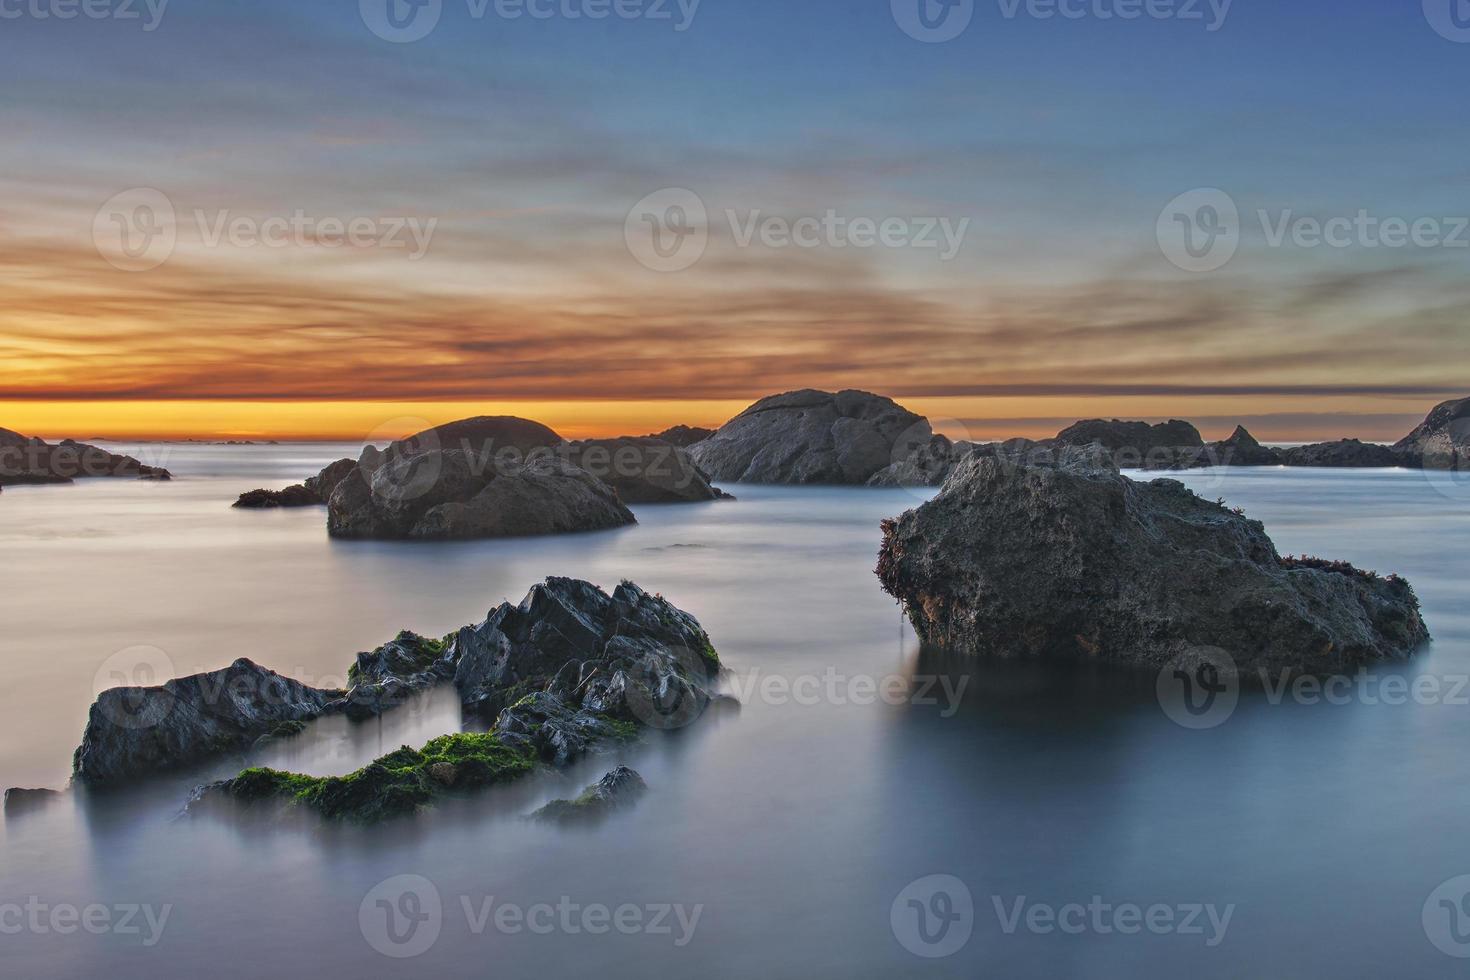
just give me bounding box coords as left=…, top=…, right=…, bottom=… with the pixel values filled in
left=73, top=659, right=341, bottom=785
left=233, top=484, right=321, bottom=508
left=689, top=389, right=930, bottom=484
left=0, top=428, right=171, bottom=486
left=1279, top=439, right=1409, bottom=468
left=565, top=437, right=730, bottom=503
left=532, top=766, right=647, bottom=823
left=1395, top=395, right=1470, bottom=470
left=4, top=787, right=62, bottom=817
left=876, top=450, right=1429, bottom=679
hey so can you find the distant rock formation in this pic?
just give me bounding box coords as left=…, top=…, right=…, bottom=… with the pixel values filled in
left=532, top=766, right=647, bottom=823
left=565, top=437, right=730, bottom=503
left=1204, top=426, right=1283, bottom=467
left=689, top=389, right=930, bottom=484
left=1395, top=395, right=1470, bottom=470
left=233, top=484, right=320, bottom=508
left=0, top=427, right=171, bottom=486
left=1278, top=439, right=1409, bottom=468
left=646, top=425, right=715, bottom=447
left=1054, top=418, right=1204, bottom=454
left=877, top=448, right=1429, bottom=679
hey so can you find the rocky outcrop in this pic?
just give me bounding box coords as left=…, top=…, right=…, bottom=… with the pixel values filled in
left=4, top=787, right=61, bottom=817
left=646, top=425, right=715, bottom=447
left=1279, top=439, right=1409, bottom=468
left=689, top=389, right=930, bottom=484
left=185, top=579, right=722, bottom=821
left=1395, top=395, right=1470, bottom=470
left=73, top=659, right=342, bottom=784
left=1203, top=426, right=1283, bottom=467
left=877, top=450, right=1429, bottom=679
left=0, top=428, right=171, bottom=486
left=532, top=766, right=647, bottom=823
left=304, top=457, right=357, bottom=499
left=325, top=417, right=635, bottom=540
left=233, top=484, right=320, bottom=508
left=1055, top=419, right=1203, bottom=454
left=867, top=434, right=975, bottom=488
left=565, top=437, right=730, bottom=503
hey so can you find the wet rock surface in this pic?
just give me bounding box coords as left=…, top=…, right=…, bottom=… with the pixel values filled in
left=877, top=449, right=1429, bottom=679
left=532, top=766, right=648, bottom=823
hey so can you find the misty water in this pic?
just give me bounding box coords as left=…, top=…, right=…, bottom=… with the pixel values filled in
left=3, top=444, right=1470, bottom=978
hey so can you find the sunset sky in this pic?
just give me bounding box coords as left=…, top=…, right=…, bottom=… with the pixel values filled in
left=2, top=1, right=1466, bottom=442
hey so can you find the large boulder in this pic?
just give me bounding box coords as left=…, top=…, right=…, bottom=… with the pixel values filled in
left=325, top=417, right=635, bottom=540
left=689, top=389, right=930, bottom=484
left=876, top=449, right=1429, bottom=679
left=0, top=428, right=171, bottom=486
left=1279, top=439, right=1409, bottom=468
left=564, top=437, right=730, bottom=503
left=73, top=659, right=340, bottom=784
left=1395, top=395, right=1470, bottom=470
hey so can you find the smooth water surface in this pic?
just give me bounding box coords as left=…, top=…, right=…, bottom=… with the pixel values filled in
left=3, top=446, right=1470, bottom=978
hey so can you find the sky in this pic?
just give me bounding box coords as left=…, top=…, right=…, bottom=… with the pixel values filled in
left=1, top=0, right=1467, bottom=441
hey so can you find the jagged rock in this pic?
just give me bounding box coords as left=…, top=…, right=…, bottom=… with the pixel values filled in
left=689, top=389, right=930, bottom=484
left=304, top=458, right=358, bottom=500
left=1395, top=395, right=1470, bottom=470
left=867, top=434, right=976, bottom=487
left=340, top=630, right=455, bottom=720
left=1279, top=439, right=1409, bottom=468
left=73, top=659, right=341, bottom=785
left=877, top=450, right=1429, bottom=679
left=565, top=437, right=730, bottom=503
left=0, top=428, right=171, bottom=486
left=532, top=766, right=647, bottom=822
left=233, top=484, right=320, bottom=508
left=325, top=417, right=635, bottom=540
left=647, top=425, right=715, bottom=447
left=1203, top=426, right=1283, bottom=467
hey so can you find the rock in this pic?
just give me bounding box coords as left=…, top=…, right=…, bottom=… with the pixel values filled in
left=0, top=428, right=172, bottom=486
left=689, top=389, right=930, bottom=484
left=532, top=766, right=647, bottom=823
left=876, top=450, right=1429, bottom=679
left=646, top=425, right=715, bottom=447
left=4, top=787, right=61, bottom=817
left=1055, top=419, right=1204, bottom=454
left=565, top=437, right=730, bottom=503
left=1395, top=395, right=1470, bottom=470
left=1279, top=439, right=1409, bottom=468
left=73, top=659, right=341, bottom=785
left=304, top=458, right=358, bottom=500
left=340, top=630, right=455, bottom=720
left=325, top=418, right=636, bottom=540
left=233, top=484, right=320, bottom=508
left=867, top=434, right=977, bottom=487
left=1203, top=426, right=1283, bottom=467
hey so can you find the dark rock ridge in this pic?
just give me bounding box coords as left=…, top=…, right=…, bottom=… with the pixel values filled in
left=1278, top=439, right=1409, bottom=468
left=233, top=484, right=321, bottom=508
left=1055, top=418, right=1204, bottom=454
left=325, top=417, right=634, bottom=540
left=689, top=389, right=930, bottom=484
left=1395, top=395, right=1470, bottom=470
left=877, top=448, right=1429, bottom=679
left=646, top=425, right=715, bottom=447
left=0, top=428, right=171, bottom=486
left=189, top=579, right=721, bottom=821
left=565, top=437, right=730, bottom=503
left=73, top=659, right=341, bottom=784
left=532, top=766, right=647, bottom=823
left=1203, top=426, right=1283, bottom=467
left=4, top=787, right=62, bottom=817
